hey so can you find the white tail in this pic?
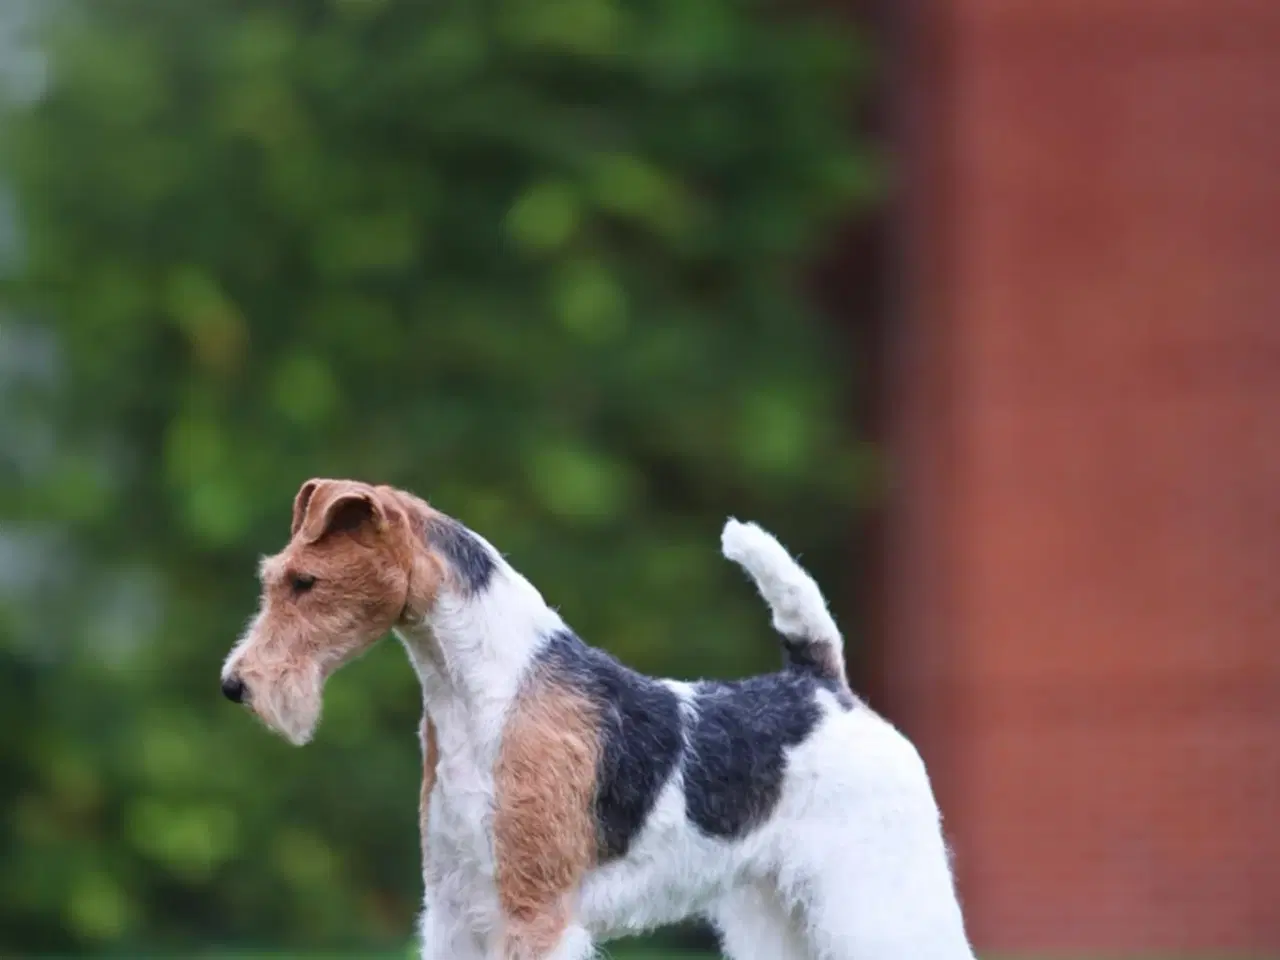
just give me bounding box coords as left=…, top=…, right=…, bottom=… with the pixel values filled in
left=721, top=519, right=849, bottom=690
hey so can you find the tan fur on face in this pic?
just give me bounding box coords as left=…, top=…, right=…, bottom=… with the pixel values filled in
left=225, top=479, right=446, bottom=744
left=494, top=674, right=601, bottom=958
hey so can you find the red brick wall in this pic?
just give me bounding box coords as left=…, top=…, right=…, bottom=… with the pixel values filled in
left=884, top=1, right=1280, bottom=953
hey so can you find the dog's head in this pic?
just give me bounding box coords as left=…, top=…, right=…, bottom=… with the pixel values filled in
left=220, top=479, right=445, bottom=744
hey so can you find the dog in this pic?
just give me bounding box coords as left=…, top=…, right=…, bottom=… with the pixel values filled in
left=221, top=478, right=975, bottom=959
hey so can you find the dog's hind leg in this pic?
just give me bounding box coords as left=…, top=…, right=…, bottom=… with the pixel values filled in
left=709, top=881, right=809, bottom=960
left=794, top=845, right=975, bottom=960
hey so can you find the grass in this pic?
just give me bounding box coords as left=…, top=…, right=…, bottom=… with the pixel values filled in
left=37, top=948, right=1269, bottom=959
left=93, top=953, right=1275, bottom=960
left=33, top=953, right=1270, bottom=959
left=47, top=957, right=1267, bottom=960
left=48, top=953, right=711, bottom=960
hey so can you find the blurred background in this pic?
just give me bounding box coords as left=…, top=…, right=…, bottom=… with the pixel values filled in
left=0, top=0, right=1275, bottom=957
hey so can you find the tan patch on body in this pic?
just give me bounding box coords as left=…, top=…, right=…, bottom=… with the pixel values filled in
left=419, top=712, right=439, bottom=864
left=494, top=675, right=601, bottom=958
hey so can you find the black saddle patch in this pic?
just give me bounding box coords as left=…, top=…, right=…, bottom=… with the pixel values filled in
left=535, top=630, right=684, bottom=861
left=425, top=515, right=496, bottom=594
left=682, top=672, right=827, bottom=839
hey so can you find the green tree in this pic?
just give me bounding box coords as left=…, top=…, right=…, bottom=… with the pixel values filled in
left=0, top=0, right=876, bottom=951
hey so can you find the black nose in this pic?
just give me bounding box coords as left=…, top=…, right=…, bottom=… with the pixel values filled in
left=221, top=675, right=246, bottom=703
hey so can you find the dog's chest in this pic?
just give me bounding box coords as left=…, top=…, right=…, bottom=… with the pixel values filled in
left=424, top=712, right=501, bottom=897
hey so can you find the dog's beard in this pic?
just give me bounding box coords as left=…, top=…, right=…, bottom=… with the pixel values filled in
left=225, top=625, right=379, bottom=746
left=248, top=664, right=323, bottom=746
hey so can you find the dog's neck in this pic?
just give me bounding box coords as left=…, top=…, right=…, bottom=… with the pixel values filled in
left=395, top=554, right=562, bottom=751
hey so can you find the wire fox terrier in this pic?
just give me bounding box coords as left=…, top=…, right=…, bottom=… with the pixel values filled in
left=221, top=479, right=975, bottom=960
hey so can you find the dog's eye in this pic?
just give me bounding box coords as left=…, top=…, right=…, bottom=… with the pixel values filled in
left=291, top=574, right=317, bottom=594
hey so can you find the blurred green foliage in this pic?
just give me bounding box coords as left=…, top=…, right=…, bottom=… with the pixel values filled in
left=0, top=0, right=876, bottom=953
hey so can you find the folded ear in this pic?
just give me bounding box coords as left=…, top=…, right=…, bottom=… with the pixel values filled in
left=291, top=479, right=322, bottom=537
left=293, top=479, right=387, bottom=544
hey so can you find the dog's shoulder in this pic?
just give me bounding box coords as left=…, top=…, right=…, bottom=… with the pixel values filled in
left=519, top=629, right=684, bottom=861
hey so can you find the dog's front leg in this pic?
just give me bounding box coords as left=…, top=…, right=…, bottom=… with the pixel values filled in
left=492, top=920, right=594, bottom=960
left=418, top=714, right=477, bottom=960
left=491, top=678, right=600, bottom=960
left=419, top=896, right=486, bottom=960
left=544, top=925, right=594, bottom=960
